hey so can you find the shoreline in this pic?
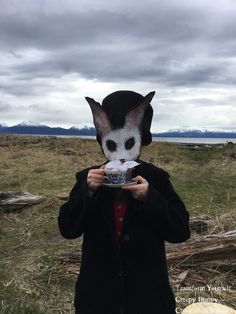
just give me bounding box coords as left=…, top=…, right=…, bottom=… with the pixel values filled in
left=0, top=133, right=235, bottom=145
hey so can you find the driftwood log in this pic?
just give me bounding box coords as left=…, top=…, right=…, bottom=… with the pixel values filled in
left=0, top=191, right=45, bottom=212
left=57, top=230, right=236, bottom=275
left=166, top=230, right=236, bottom=267
left=188, top=215, right=212, bottom=233
left=185, top=213, right=235, bottom=234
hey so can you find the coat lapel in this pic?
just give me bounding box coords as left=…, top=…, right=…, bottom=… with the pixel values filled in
left=122, top=160, right=153, bottom=229
left=99, top=186, right=116, bottom=236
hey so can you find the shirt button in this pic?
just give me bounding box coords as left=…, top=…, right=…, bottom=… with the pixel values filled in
left=124, top=234, right=130, bottom=241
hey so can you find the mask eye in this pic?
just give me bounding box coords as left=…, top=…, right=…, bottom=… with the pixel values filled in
left=106, top=139, right=117, bottom=152
left=125, top=137, right=135, bottom=150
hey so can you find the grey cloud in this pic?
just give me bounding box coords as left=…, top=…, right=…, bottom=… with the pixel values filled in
left=0, top=82, right=37, bottom=96
left=0, top=102, right=13, bottom=112
left=0, top=11, right=137, bottom=50
left=1, top=1, right=236, bottom=91
left=1, top=2, right=234, bottom=89
left=10, top=46, right=236, bottom=88
left=0, top=101, right=75, bottom=125
left=1, top=2, right=235, bottom=51
left=1, top=2, right=236, bottom=55
left=27, top=103, right=62, bottom=113
left=1, top=0, right=236, bottom=131
left=0, top=79, right=44, bottom=97
left=25, top=104, right=90, bottom=126
left=157, top=95, right=236, bottom=111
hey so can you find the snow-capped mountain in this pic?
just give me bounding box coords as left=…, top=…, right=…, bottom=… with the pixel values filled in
left=0, top=122, right=96, bottom=136
left=16, top=121, right=44, bottom=127
left=0, top=123, right=235, bottom=138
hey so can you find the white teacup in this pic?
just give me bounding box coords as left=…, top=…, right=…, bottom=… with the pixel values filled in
left=104, top=168, right=133, bottom=184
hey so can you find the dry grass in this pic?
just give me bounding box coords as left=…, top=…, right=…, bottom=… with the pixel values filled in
left=0, top=134, right=235, bottom=313
left=170, top=265, right=236, bottom=312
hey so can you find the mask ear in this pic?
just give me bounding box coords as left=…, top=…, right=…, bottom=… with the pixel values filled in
left=85, top=97, right=112, bottom=138
left=125, top=91, right=155, bottom=129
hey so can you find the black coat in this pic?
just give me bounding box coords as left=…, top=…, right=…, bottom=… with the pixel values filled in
left=58, top=161, right=190, bottom=314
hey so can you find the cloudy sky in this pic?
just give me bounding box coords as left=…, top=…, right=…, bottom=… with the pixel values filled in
left=0, top=0, right=236, bottom=132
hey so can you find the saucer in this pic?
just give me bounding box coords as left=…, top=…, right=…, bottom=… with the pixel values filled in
left=103, top=180, right=137, bottom=188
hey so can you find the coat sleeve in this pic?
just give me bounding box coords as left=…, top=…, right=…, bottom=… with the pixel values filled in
left=136, top=169, right=190, bottom=243
left=58, top=169, right=97, bottom=239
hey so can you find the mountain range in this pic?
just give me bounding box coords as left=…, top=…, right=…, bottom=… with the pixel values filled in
left=0, top=123, right=235, bottom=138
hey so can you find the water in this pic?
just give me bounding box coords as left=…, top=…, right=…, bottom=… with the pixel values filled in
left=17, top=134, right=236, bottom=144
left=57, top=135, right=236, bottom=144
left=152, top=137, right=236, bottom=144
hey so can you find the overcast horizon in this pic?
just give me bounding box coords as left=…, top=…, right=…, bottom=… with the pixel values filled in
left=0, top=0, right=236, bottom=132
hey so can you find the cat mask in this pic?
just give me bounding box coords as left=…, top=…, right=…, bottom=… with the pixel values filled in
left=86, top=90, right=155, bottom=161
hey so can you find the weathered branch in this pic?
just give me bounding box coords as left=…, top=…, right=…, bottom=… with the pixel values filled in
left=56, top=230, right=236, bottom=274
left=166, top=230, right=236, bottom=267
left=0, top=191, right=45, bottom=212
left=188, top=215, right=212, bottom=233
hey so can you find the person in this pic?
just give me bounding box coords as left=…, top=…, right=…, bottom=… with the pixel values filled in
left=58, top=90, right=190, bottom=314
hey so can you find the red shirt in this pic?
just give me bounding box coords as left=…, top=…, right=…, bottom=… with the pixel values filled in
left=114, top=200, right=128, bottom=248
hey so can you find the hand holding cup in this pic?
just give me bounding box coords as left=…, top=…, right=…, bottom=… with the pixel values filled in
left=87, top=166, right=105, bottom=192
left=121, top=175, right=149, bottom=200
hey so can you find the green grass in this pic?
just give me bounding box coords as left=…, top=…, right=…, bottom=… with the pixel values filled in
left=0, top=135, right=235, bottom=313
left=0, top=197, right=78, bottom=314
